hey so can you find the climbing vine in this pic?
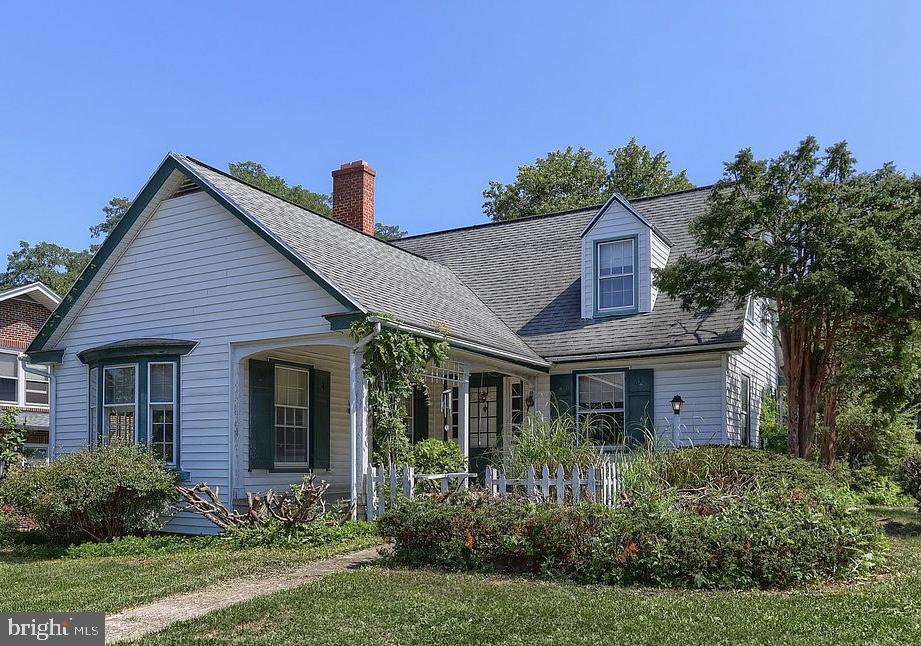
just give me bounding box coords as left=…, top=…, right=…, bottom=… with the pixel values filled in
left=351, top=318, right=449, bottom=466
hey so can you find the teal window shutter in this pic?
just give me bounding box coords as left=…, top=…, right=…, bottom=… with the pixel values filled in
left=550, top=374, right=574, bottom=419
left=310, top=368, right=331, bottom=470
left=625, top=369, right=654, bottom=446
left=248, top=359, right=274, bottom=470
left=412, top=387, right=429, bottom=443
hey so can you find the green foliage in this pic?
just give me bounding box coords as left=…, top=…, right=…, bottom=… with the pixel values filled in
left=228, top=519, right=377, bottom=550
left=622, top=446, right=848, bottom=499
left=500, top=412, right=601, bottom=477
left=374, top=223, right=408, bottom=241
left=899, top=454, right=921, bottom=511
left=483, top=139, right=693, bottom=221
left=0, top=241, right=90, bottom=294
left=0, top=407, right=27, bottom=476
left=89, top=196, right=132, bottom=239
left=410, top=439, right=464, bottom=473
left=229, top=161, right=332, bottom=215
left=0, top=443, right=180, bottom=542
left=351, top=319, right=449, bottom=466
left=848, top=467, right=913, bottom=506
left=62, top=534, right=219, bottom=558
left=835, top=398, right=918, bottom=473
left=377, top=488, right=883, bottom=589
left=759, top=392, right=787, bottom=453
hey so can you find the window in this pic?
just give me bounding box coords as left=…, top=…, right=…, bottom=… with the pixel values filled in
left=576, top=372, right=626, bottom=446
left=440, top=383, right=459, bottom=441
left=103, top=365, right=137, bottom=444
left=468, top=384, right=498, bottom=449
left=746, top=296, right=757, bottom=322
left=149, top=363, right=176, bottom=464
left=596, top=239, right=635, bottom=312
left=0, top=353, right=17, bottom=403
left=25, top=364, right=49, bottom=406
left=511, top=380, right=524, bottom=431
left=740, top=374, right=752, bottom=447
left=274, top=365, right=309, bottom=465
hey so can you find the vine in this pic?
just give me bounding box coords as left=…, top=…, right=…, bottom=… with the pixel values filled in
left=351, top=318, right=449, bottom=466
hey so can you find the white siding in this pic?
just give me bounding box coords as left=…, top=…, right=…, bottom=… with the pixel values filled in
left=51, top=189, right=348, bottom=533
left=726, top=299, right=779, bottom=447
left=581, top=200, right=661, bottom=318
left=650, top=230, right=670, bottom=308
left=544, top=352, right=727, bottom=446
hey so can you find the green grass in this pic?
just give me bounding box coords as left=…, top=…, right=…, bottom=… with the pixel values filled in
left=135, top=508, right=921, bottom=646
left=0, top=535, right=382, bottom=614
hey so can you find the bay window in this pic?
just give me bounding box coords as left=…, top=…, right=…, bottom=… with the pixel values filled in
left=103, top=365, right=137, bottom=444
left=576, top=372, right=626, bottom=446
left=149, top=362, right=177, bottom=465
left=596, top=238, right=636, bottom=314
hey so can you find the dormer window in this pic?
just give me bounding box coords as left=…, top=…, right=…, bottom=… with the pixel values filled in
left=595, top=237, right=637, bottom=314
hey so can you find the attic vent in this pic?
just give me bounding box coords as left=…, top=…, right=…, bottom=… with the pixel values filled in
left=169, top=178, right=202, bottom=199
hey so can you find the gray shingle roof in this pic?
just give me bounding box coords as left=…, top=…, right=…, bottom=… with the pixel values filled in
left=395, top=187, right=745, bottom=359
left=177, top=156, right=545, bottom=364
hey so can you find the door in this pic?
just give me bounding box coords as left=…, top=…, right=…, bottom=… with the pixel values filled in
left=468, top=372, right=503, bottom=480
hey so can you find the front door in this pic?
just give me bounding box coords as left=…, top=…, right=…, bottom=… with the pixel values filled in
left=468, top=372, right=503, bottom=480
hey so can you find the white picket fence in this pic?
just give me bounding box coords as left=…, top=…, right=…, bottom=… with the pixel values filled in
left=365, top=459, right=631, bottom=520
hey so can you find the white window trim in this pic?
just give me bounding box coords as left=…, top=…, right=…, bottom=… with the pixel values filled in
left=746, top=296, right=757, bottom=323
left=575, top=371, right=627, bottom=450
left=596, top=238, right=636, bottom=312
left=0, top=350, right=50, bottom=410
left=24, top=363, right=49, bottom=407
left=0, top=350, right=19, bottom=405
left=102, top=363, right=139, bottom=445
left=148, top=361, right=178, bottom=466
left=273, top=365, right=310, bottom=468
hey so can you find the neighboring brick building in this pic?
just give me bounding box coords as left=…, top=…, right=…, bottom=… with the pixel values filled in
left=0, top=283, right=60, bottom=460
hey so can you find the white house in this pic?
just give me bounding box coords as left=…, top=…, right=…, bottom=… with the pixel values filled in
left=26, top=154, right=778, bottom=533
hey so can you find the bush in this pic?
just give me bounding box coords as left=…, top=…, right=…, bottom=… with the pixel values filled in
left=848, top=466, right=914, bottom=506
left=759, top=392, right=787, bottom=453
left=500, top=412, right=601, bottom=477
left=377, top=490, right=884, bottom=589
left=835, top=399, right=917, bottom=473
left=623, top=446, right=848, bottom=499
left=410, top=439, right=464, bottom=474
left=0, top=443, right=180, bottom=542
left=900, top=454, right=921, bottom=512
left=228, top=519, right=377, bottom=550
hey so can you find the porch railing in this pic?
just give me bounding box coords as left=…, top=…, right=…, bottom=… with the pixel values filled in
left=365, top=457, right=632, bottom=521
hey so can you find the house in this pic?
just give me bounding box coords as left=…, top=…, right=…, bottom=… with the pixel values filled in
left=25, top=154, right=777, bottom=533
left=1, top=282, right=61, bottom=462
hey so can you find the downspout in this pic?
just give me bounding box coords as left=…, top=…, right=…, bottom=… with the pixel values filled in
left=349, top=321, right=380, bottom=519
left=19, top=358, right=55, bottom=461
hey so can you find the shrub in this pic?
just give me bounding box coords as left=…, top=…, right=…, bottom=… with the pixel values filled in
left=500, top=412, right=601, bottom=477
left=848, top=466, right=914, bottom=506
left=0, top=407, right=27, bottom=477
left=377, top=490, right=884, bottom=589
left=410, top=439, right=464, bottom=474
left=900, top=454, right=921, bottom=511
left=835, top=399, right=917, bottom=473
left=228, top=519, right=377, bottom=550
left=758, top=392, right=787, bottom=453
left=623, top=446, right=848, bottom=499
left=0, top=443, right=180, bottom=542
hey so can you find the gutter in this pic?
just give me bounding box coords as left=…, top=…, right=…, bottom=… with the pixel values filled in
left=18, top=358, right=55, bottom=460
left=349, top=321, right=381, bottom=519
left=366, top=316, right=551, bottom=371
left=546, top=340, right=746, bottom=364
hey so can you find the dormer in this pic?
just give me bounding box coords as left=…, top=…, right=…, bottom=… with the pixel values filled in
left=580, top=193, right=672, bottom=318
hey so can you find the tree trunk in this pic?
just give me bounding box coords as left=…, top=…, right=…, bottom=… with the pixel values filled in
left=821, top=383, right=839, bottom=468
left=781, top=322, right=825, bottom=459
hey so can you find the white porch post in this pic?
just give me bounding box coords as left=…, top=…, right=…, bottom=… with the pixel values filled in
left=349, top=349, right=369, bottom=520
left=459, top=367, right=470, bottom=479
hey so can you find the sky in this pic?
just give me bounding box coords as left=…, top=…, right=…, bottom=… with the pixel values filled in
left=1, top=1, right=919, bottom=262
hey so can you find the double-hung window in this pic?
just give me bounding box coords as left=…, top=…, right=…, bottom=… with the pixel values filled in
left=25, top=364, right=49, bottom=405
left=0, top=353, right=17, bottom=403
left=149, top=362, right=177, bottom=465
left=103, top=365, right=137, bottom=445
left=596, top=238, right=636, bottom=313
left=576, top=372, right=626, bottom=446
left=274, top=365, right=309, bottom=466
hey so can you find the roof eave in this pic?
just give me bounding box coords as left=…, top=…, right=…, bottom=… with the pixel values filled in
left=579, top=192, right=674, bottom=246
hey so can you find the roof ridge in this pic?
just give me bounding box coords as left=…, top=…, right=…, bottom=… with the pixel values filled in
left=178, top=154, right=435, bottom=263
left=630, top=184, right=713, bottom=202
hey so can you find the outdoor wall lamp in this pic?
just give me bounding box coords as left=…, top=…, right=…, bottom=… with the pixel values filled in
left=670, top=394, right=685, bottom=416
left=525, top=391, right=535, bottom=410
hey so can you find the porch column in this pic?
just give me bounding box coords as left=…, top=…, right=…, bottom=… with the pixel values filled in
left=349, top=349, right=369, bottom=520
left=459, top=367, right=470, bottom=475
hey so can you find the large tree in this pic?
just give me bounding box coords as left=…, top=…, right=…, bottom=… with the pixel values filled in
left=655, top=138, right=921, bottom=462
left=228, top=161, right=332, bottom=216
left=0, top=241, right=92, bottom=295
left=483, top=138, right=693, bottom=221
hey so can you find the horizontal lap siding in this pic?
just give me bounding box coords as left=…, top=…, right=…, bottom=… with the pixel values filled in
left=581, top=202, right=652, bottom=318
left=236, top=346, right=352, bottom=500
left=650, top=231, right=670, bottom=308
left=52, top=190, right=346, bottom=534
left=726, top=301, right=778, bottom=446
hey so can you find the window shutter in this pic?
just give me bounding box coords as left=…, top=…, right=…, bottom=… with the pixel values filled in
left=248, top=359, right=274, bottom=470
left=550, top=374, right=574, bottom=419
left=625, top=369, right=654, bottom=446
left=412, top=387, right=429, bottom=444
left=310, top=368, right=331, bottom=470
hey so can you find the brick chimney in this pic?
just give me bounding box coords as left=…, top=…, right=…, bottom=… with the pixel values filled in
left=331, top=160, right=376, bottom=235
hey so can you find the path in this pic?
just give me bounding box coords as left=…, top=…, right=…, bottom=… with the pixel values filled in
left=105, top=544, right=384, bottom=643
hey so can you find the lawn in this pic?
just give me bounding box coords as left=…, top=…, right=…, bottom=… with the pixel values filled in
left=0, top=534, right=382, bottom=614
left=134, top=509, right=921, bottom=646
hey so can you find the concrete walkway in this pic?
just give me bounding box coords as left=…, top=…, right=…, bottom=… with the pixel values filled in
left=105, top=545, right=384, bottom=643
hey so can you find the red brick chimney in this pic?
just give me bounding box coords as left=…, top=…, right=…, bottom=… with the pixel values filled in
left=331, top=160, right=376, bottom=235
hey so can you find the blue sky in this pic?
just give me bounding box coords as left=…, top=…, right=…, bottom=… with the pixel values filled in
left=1, top=1, right=919, bottom=261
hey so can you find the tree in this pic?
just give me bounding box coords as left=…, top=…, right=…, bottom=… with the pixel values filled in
left=483, top=139, right=693, bottom=221
left=374, top=223, right=407, bottom=241
left=89, top=197, right=132, bottom=239
left=0, top=241, right=92, bottom=295
left=655, top=137, right=921, bottom=463
left=228, top=161, right=333, bottom=216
